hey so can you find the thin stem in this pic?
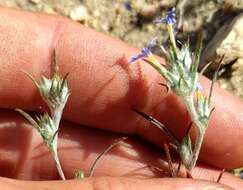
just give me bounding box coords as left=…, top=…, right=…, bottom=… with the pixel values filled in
left=183, top=95, right=206, bottom=171
left=132, top=108, right=180, bottom=147
left=163, top=143, right=175, bottom=177
left=208, top=55, right=224, bottom=106
left=52, top=145, right=66, bottom=180
left=188, top=129, right=205, bottom=171
left=167, top=24, right=177, bottom=52
left=50, top=105, right=66, bottom=180
left=176, top=161, right=181, bottom=176
left=158, top=83, right=170, bottom=93
left=216, top=168, right=225, bottom=183
left=186, top=170, right=193, bottom=178
left=88, top=137, right=127, bottom=177
left=143, top=58, right=171, bottom=83
left=184, top=95, right=204, bottom=130
left=176, top=0, right=186, bottom=29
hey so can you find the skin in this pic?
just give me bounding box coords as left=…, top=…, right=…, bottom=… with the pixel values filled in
left=0, top=6, right=242, bottom=190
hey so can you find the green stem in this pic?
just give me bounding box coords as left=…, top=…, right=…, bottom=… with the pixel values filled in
left=188, top=129, right=205, bottom=171
left=143, top=58, right=172, bottom=84
left=184, top=95, right=204, bottom=130
left=167, top=25, right=177, bottom=52
left=88, top=137, right=127, bottom=177
left=51, top=105, right=66, bottom=180
left=183, top=95, right=206, bottom=171
left=52, top=144, right=66, bottom=180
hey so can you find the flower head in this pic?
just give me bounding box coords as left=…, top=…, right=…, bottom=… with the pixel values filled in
left=35, top=113, right=57, bottom=149
left=129, top=47, right=151, bottom=63
left=196, top=82, right=203, bottom=91
left=195, top=90, right=204, bottom=102
left=154, top=8, right=176, bottom=25
left=26, top=52, right=70, bottom=110
left=129, top=37, right=158, bottom=63
left=195, top=82, right=203, bottom=100
left=38, top=73, right=69, bottom=110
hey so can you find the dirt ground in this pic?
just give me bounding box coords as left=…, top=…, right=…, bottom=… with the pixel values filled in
left=0, top=0, right=238, bottom=46
left=0, top=0, right=242, bottom=177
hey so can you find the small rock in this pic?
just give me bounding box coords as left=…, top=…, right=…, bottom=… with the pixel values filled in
left=93, top=10, right=100, bottom=17
left=201, top=13, right=243, bottom=98
left=134, top=0, right=158, bottom=18
left=223, top=0, right=243, bottom=10
left=29, top=0, right=41, bottom=4
left=201, top=13, right=243, bottom=70
left=138, top=4, right=158, bottom=18
left=69, top=5, right=88, bottom=22
left=218, top=59, right=243, bottom=97
left=42, top=5, right=56, bottom=14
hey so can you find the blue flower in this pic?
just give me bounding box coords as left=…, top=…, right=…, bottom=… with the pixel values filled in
left=129, top=47, right=151, bottom=63
left=154, top=8, right=176, bottom=25
left=124, top=1, right=132, bottom=11
left=129, top=36, right=158, bottom=63
left=129, top=37, right=158, bottom=63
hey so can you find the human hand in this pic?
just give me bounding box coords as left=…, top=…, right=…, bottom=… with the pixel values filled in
left=0, top=7, right=242, bottom=189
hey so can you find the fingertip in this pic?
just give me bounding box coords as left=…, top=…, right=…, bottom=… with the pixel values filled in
left=0, top=177, right=235, bottom=190
left=198, top=79, right=243, bottom=168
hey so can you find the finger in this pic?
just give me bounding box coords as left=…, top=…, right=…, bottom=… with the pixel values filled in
left=0, top=110, right=242, bottom=189
left=0, top=176, right=235, bottom=190
left=0, top=7, right=242, bottom=168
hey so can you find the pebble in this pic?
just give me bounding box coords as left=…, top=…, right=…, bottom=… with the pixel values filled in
left=29, top=0, right=41, bottom=4
left=201, top=13, right=243, bottom=70
left=69, top=5, right=88, bottom=22
left=201, top=13, right=243, bottom=98
left=223, top=0, right=243, bottom=10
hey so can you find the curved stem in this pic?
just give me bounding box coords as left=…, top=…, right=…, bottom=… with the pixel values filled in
left=88, top=137, right=127, bottom=177
left=52, top=145, right=66, bottom=180
left=51, top=105, right=66, bottom=180
left=188, top=129, right=204, bottom=170
left=183, top=95, right=207, bottom=171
